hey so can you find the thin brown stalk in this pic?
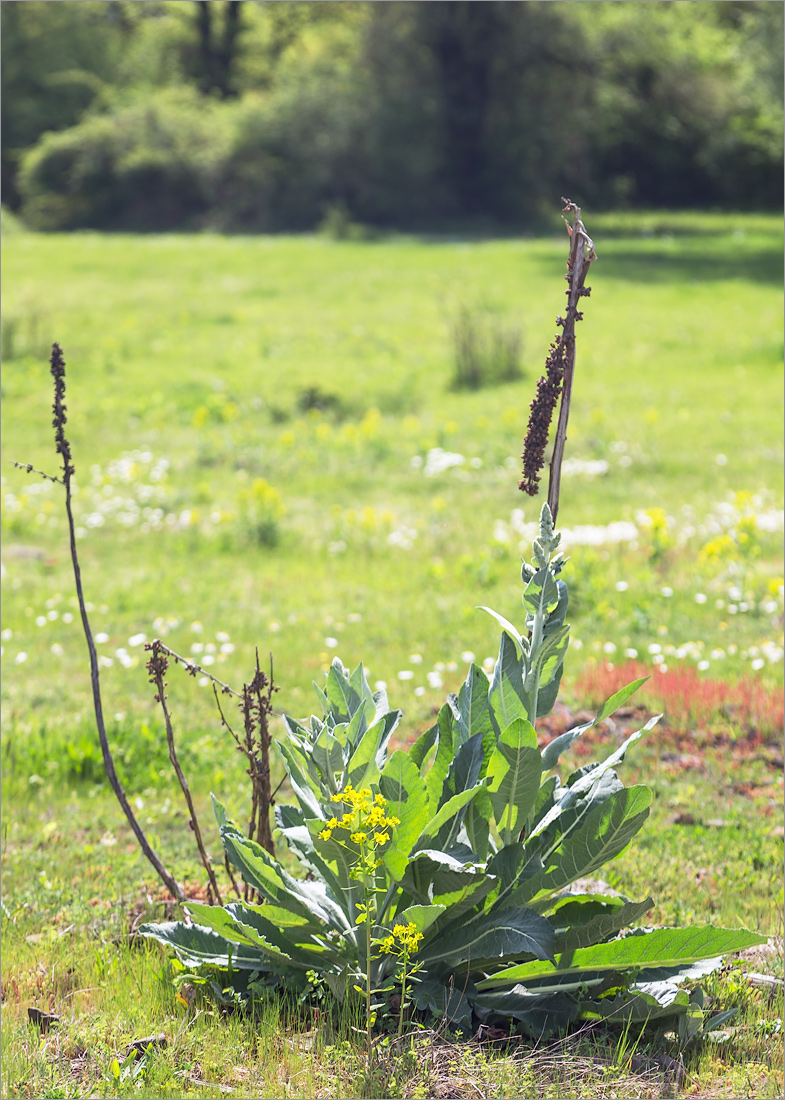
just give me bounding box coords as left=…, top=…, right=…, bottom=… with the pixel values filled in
left=147, top=641, right=222, bottom=905
left=20, top=344, right=184, bottom=902
left=546, top=199, right=597, bottom=523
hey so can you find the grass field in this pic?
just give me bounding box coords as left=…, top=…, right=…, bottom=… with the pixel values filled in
left=1, top=211, right=783, bottom=1098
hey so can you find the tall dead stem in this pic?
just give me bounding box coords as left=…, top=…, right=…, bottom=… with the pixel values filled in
left=16, top=344, right=184, bottom=902
left=519, top=198, right=596, bottom=522
left=147, top=640, right=222, bottom=905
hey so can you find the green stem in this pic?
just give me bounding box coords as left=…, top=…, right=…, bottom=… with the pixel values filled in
left=365, top=908, right=372, bottom=1065
left=397, top=949, right=408, bottom=1040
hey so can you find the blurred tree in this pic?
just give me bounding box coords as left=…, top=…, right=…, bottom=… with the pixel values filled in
left=5, top=0, right=782, bottom=228
left=192, top=1, right=242, bottom=97
left=1, top=0, right=124, bottom=207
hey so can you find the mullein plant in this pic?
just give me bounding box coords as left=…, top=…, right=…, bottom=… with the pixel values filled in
left=141, top=499, right=764, bottom=1045
left=142, top=202, right=764, bottom=1045
left=16, top=211, right=763, bottom=1052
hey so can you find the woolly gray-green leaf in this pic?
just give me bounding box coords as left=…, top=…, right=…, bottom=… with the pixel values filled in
left=477, top=925, right=767, bottom=990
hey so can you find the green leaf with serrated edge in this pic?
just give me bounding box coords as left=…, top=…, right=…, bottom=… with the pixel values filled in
left=395, top=904, right=447, bottom=934
left=530, top=715, right=660, bottom=840
left=554, top=897, right=655, bottom=954
left=139, top=921, right=277, bottom=970
left=222, top=831, right=350, bottom=931
left=486, top=718, right=541, bottom=846
left=419, top=907, right=556, bottom=967
left=477, top=606, right=524, bottom=654
left=415, top=782, right=488, bottom=849
left=476, top=926, right=767, bottom=990
left=424, top=704, right=454, bottom=812
left=453, top=663, right=496, bottom=754
left=379, top=750, right=430, bottom=881
left=409, top=723, right=438, bottom=772
left=522, top=567, right=560, bottom=617
left=512, top=786, right=652, bottom=908
left=489, top=632, right=529, bottom=733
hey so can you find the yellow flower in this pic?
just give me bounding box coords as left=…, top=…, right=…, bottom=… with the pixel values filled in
left=375, top=832, right=390, bottom=846
left=350, top=832, right=367, bottom=845
left=318, top=827, right=332, bottom=841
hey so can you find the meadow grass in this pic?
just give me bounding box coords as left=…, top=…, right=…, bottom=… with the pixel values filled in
left=1, top=212, right=783, bottom=1097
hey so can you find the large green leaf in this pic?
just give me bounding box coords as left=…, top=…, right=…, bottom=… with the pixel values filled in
left=415, top=782, right=488, bottom=850
left=395, top=903, right=447, bottom=935
left=552, top=896, right=655, bottom=954
left=409, top=723, right=438, bottom=772
left=310, top=728, right=345, bottom=793
left=522, top=567, right=560, bottom=619
left=345, top=710, right=400, bottom=790
left=379, top=750, right=430, bottom=880
left=486, top=718, right=541, bottom=846
left=222, top=830, right=350, bottom=932
left=474, top=987, right=580, bottom=1035
left=477, top=925, right=767, bottom=990
left=400, top=849, right=484, bottom=904
left=323, top=658, right=363, bottom=723
left=463, top=793, right=493, bottom=861
left=530, top=716, right=660, bottom=840
left=452, top=663, right=496, bottom=754
left=274, top=804, right=351, bottom=912
left=488, top=632, right=529, bottom=733
left=420, top=907, right=556, bottom=968
left=139, top=921, right=278, bottom=971
left=183, top=901, right=307, bottom=967
left=424, top=705, right=455, bottom=811
left=476, top=607, right=524, bottom=655
left=541, top=678, right=650, bottom=772
left=434, top=732, right=487, bottom=850
left=276, top=740, right=324, bottom=818
left=512, top=785, right=652, bottom=907
left=412, top=978, right=475, bottom=1032
left=524, top=622, right=569, bottom=698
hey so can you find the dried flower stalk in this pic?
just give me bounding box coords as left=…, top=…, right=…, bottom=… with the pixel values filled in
left=519, top=198, right=596, bottom=522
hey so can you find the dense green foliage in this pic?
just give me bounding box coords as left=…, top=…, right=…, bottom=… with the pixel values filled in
left=3, top=1, right=783, bottom=230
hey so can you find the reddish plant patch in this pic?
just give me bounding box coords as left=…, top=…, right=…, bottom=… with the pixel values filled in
left=574, top=660, right=783, bottom=743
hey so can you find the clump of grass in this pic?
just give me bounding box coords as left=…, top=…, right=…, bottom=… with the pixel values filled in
left=449, top=303, right=524, bottom=391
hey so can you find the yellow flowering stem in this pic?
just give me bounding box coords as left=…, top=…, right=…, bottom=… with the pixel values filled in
left=397, top=944, right=410, bottom=1040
